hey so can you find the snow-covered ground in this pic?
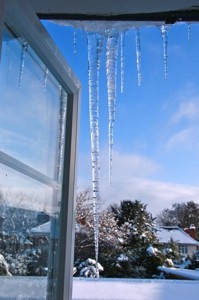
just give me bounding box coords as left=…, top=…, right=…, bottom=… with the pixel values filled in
left=73, top=278, right=199, bottom=300
left=0, top=277, right=199, bottom=299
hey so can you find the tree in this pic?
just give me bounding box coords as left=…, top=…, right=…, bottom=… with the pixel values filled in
left=109, top=200, right=165, bottom=278
left=74, top=189, right=125, bottom=277
left=74, top=194, right=168, bottom=278
left=74, top=188, right=95, bottom=263
left=156, top=201, right=199, bottom=239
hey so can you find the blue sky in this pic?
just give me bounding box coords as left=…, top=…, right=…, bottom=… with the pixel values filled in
left=44, top=21, right=199, bottom=215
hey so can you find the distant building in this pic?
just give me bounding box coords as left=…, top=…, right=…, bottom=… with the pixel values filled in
left=156, top=226, right=199, bottom=256
left=29, top=221, right=50, bottom=239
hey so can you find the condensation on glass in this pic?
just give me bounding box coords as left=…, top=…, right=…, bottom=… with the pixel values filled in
left=0, top=25, right=68, bottom=299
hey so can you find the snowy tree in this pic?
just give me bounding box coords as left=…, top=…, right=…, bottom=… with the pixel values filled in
left=187, top=250, right=199, bottom=270
left=110, top=200, right=165, bottom=278
left=0, top=190, right=49, bottom=276
left=74, top=189, right=124, bottom=277
left=74, top=194, right=168, bottom=278
left=162, top=238, right=182, bottom=267
left=74, top=188, right=95, bottom=262
left=74, top=258, right=104, bottom=278
left=98, top=210, right=125, bottom=277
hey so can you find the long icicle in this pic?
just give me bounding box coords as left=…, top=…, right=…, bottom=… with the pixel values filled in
left=187, top=23, right=191, bottom=41
left=87, top=32, right=104, bottom=275
left=57, top=87, right=67, bottom=184
left=159, top=25, right=169, bottom=80
left=43, top=67, right=49, bottom=91
left=120, top=31, right=126, bottom=93
left=19, top=40, right=28, bottom=88
left=73, top=27, right=77, bottom=55
left=106, top=29, right=119, bottom=187
left=135, top=27, right=141, bottom=86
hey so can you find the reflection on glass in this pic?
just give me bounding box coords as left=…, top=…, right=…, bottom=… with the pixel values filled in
left=0, top=26, right=68, bottom=180
left=0, top=25, right=68, bottom=299
left=0, top=163, right=61, bottom=298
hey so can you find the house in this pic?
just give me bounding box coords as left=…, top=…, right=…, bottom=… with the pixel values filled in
left=156, top=226, right=199, bottom=256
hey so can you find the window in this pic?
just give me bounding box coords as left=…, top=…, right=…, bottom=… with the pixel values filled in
left=179, top=244, right=188, bottom=255
left=0, top=1, right=80, bottom=299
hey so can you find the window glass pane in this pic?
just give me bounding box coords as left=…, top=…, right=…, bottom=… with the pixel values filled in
left=0, top=163, right=61, bottom=298
left=0, top=24, right=69, bottom=299
left=0, top=26, right=67, bottom=180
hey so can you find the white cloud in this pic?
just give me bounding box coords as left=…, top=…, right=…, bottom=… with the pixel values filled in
left=171, top=99, right=199, bottom=123
left=165, top=127, right=196, bottom=150
left=77, top=150, right=199, bottom=216
left=78, top=168, right=199, bottom=217
left=163, top=92, right=199, bottom=151
left=78, top=150, right=186, bottom=216
left=109, top=151, right=160, bottom=178
left=100, top=177, right=199, bottom=216
left=77, top=150, right=160, bottom=184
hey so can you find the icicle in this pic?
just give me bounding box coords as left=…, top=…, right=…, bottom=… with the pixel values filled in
left=159, top=25, right=169, bottom=80
left=120, top=31, right=126, bottom=93
left=57, top=87, right=67, bottom=183
left=106, top=29, right=119, bottom=187
left=87, top=32, right=104, bottom=271
left=73, top=27, right=77, bottom=55
left=187, top=23, right=191, bottom=41
left=135, top=27, right=141, bottom=86
left=5, top=39, right=9, bottom=57
left=43, top=67, right=49, bottom=91
left=5, top=39, right=11, bottom=82
left=19, top=40, right=28, bottom=88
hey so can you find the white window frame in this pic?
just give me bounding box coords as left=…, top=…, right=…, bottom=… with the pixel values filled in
left=0, top=1, right=81, bottom=299
left=179, top=244, right=188, bottom=255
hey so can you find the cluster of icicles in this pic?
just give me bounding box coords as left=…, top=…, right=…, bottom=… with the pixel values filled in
left=86, top=23, right=169, bottom=273
left=18, top=21, right=192, bottom=276
left=83, top=22, right=192, bottom=275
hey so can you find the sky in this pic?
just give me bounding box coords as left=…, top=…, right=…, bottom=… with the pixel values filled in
left=0, top=27, right=61, bottom=214
left=43, top=21, right=199, bottom=216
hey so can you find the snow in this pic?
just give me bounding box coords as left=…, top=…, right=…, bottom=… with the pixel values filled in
left=29, top=221, right=50, bottom=235
left=55, top=20, right=165, bottom=32
left=189, top=224, right=196, bottom=230
left=0, top=277, right=199, bottom=299
left=158, top=266, right=199, bottom=280
left=72, top=278, right=199, bottom=300
left=156, top=226, right=199, bottom=245
left=146, top=245, right=158, bottom=256
left=117, top=254, right=129, bottom=261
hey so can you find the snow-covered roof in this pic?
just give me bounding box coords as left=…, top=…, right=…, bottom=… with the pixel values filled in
left=156, top=226, right=199, bottom=245
left=29, top=221, right=87, bottom=237
left=29, top=221, right=50, bottom=236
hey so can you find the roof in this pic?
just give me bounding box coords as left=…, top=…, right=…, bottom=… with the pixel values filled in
left=29, top=0, right=199, bottom=21
left=29, top=221, right=50, bottom=236
left=156, top=226, right=199, bottom=245
left=29, top=221, right=85, bottom=236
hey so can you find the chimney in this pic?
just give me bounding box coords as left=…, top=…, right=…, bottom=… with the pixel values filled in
left=184, top=224, right=196, bottom=239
